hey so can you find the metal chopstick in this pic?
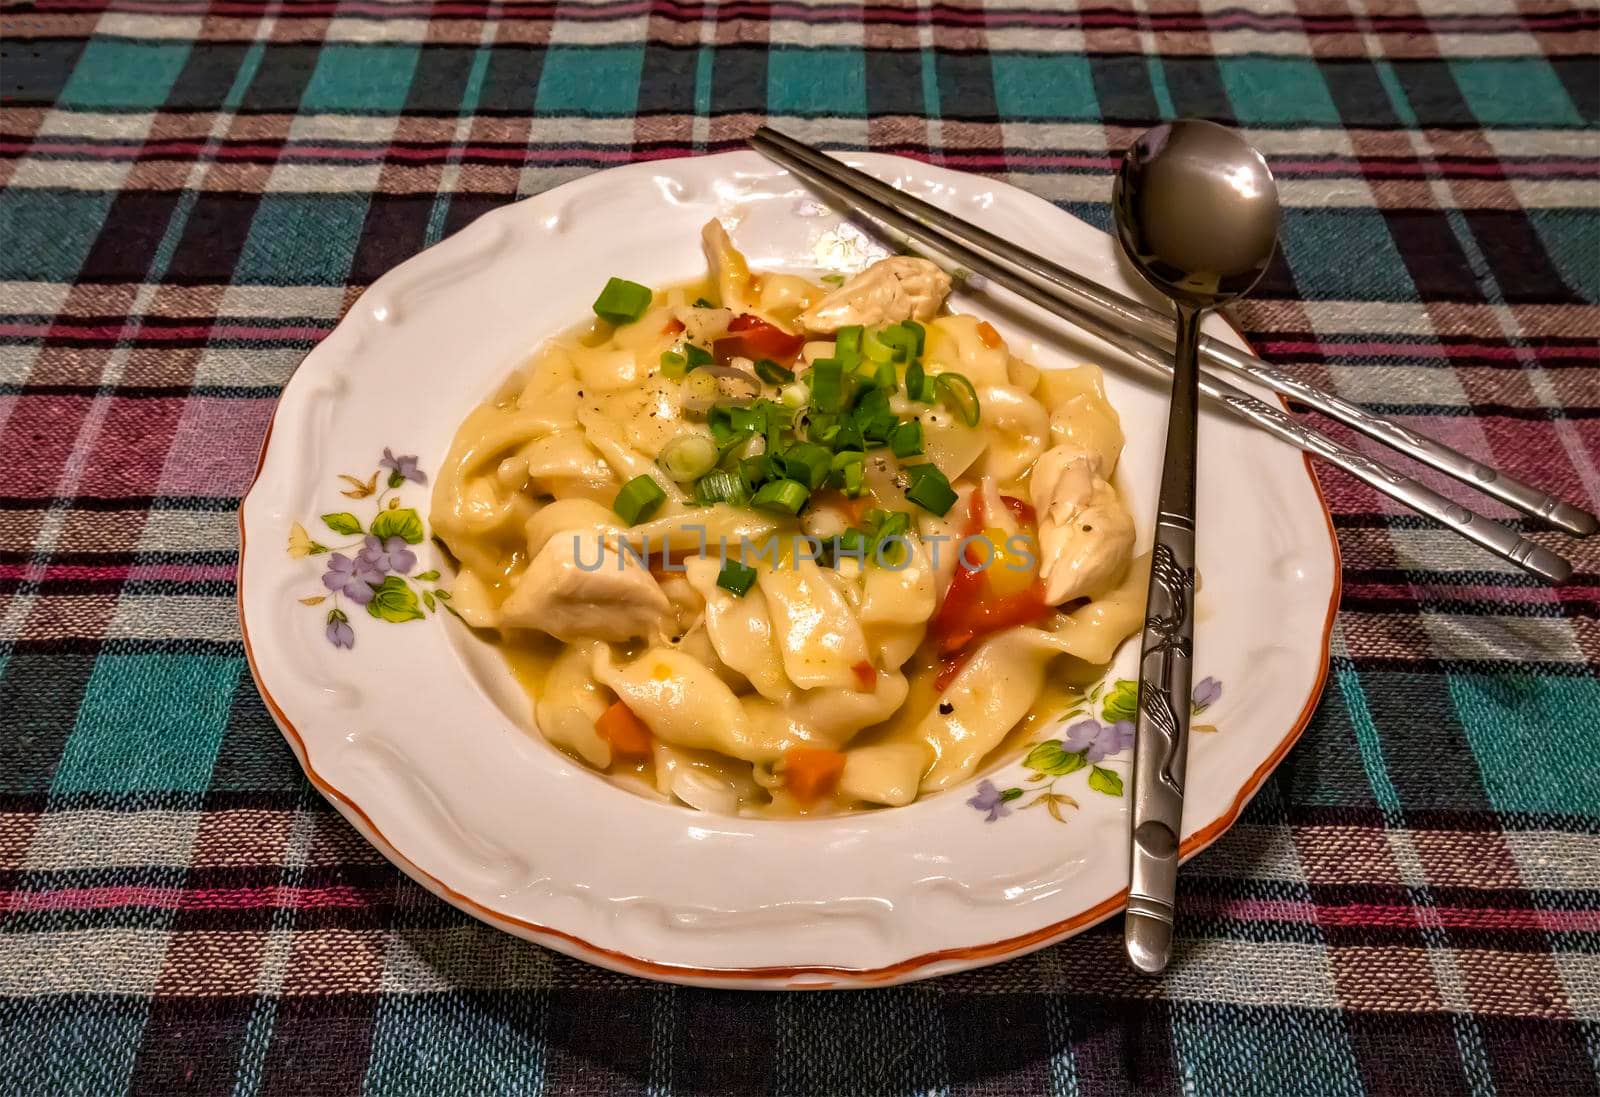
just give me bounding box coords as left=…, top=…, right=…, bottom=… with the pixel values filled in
left=747, top=128, right=1573, bottom=584
left=751, top=126, right=1598, bottom=541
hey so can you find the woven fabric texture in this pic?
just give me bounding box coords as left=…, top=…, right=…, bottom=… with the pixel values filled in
left=0, top=0, right=1597, bottom=1093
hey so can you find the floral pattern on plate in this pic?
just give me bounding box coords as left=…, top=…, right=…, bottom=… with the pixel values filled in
left=969, top=676, right=1223, bottom=823
left=285, top=448, right=451, bottom=647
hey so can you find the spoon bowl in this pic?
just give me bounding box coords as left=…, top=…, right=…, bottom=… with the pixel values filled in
left=1113, top=120, right=1281, bottom=309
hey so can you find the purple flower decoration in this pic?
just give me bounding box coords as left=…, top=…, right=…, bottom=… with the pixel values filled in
left=321, top=553, right=376, bottom=604
left=966, top=779, right=1013, bottom=823
left=1192, top=676, right=1222, bottom=711
left=326, top=612, right=354, bottom=649
left=1062, top=718, right=1135, bottom=763
left=381, top=448, right=426, bottom=485
left=356, top=534, right=416, bottom=577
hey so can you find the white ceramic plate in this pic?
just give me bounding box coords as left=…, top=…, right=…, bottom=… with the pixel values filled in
left=239, top=151, right=1339, bottom=988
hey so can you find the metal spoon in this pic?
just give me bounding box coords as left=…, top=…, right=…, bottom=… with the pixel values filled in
left=1112, top=119, right=1282, bottom=976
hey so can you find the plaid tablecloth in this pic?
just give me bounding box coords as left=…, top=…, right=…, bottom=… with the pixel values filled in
left=1, top=0, right=1597, bottom=1093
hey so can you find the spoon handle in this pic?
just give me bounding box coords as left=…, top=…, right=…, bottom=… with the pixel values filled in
left=1125, top=303, right=1203, bottom=977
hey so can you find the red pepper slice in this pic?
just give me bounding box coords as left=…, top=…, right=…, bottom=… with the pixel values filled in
left=714, top=314, right=805, bottom=365
left=929, top=489, right=1049, bottom=659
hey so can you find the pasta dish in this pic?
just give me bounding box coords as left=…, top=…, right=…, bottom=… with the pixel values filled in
left=431, top=221, right=1146, bottom=816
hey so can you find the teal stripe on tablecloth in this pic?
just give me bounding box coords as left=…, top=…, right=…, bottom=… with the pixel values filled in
left=536, top=46, right=643, bottom=115
left=767, top=45, right=867, bottom=119
left=302, top=45, right=422, bottom=114
left=52, top=654, right=242, bottom=795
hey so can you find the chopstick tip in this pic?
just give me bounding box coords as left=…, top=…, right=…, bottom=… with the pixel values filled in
left=1521, top=542, right=1574, bottom=584
left=1551, top=502, right=1600, bottom=538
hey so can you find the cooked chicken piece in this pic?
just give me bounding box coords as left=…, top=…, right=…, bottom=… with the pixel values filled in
left=799, top=257, right=952, bottom=333
left=498, top=531, right=671, bottom=642
left=1029, top=444, right=1136, bottom=604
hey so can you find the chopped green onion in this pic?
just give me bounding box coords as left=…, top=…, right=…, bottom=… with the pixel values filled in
left=779, top=442, right=833, bottom=490
left=830, top=451, right=865, bottom=497
left=903, top=464, right=957, bottom=516
left=808, top=359, right=846, bottom=413
left=684, top=343, right=713, bottom=369
left=858, top=509, right=912, bottom=566
left=805, top=412, right=837, bottom=444
left=708, top=405, right=736, bottom=446
left=751, top=478, right=810, bottom=516
left=660, top=350, right=690, bottom=379
left=862, top=329, right=895, bottom=364
left=719, top=430, right=764, bottom=470
left=716, top=559, right=758, bottom=596
left=683, top=369, right=719, bottom=414
left=593, top=277, right=652, bottom=325
left=829, top=421, right=864, bottom=452
left=762, top=401, right=791, bottom=450
left=873, top=358, right=897, bottom=393
left=727, top=405, right=764, bottom=434
left=934, top=372, right=981, bottom=427
left=755, top=358, right=795, bottom=385
left=852, top=387, right=896, bottom=443
left=739, top=456, right=771, bottom=493
left=890, top=419, right=924, bottom=458
left=658, top=434, right=718, bottom=482
left=716, top=428, right=757, bottom=464
left=693, top=296, right=716, bottom=309
left=779, top=380, right=809, bottom=408
left=834, top=325, right=864, bottom=368
left=878, top=324, right=916, bottom=362
left=820, top=273, right=846, bottom=287
left=694, top=468, right=749, bottom=506
left=905, top=359, right=934, bottom=402
left=833, top=528, right=869, bottom=562
left=899, top=320, right=926, bottom=355
left=872, top=510, right=911, bottom=541
left=614, top=474, right=667, bottom=524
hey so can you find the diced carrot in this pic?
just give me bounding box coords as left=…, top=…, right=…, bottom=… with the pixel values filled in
left=662, top=317, right=686, bottom=335
left=783, top=746, right=847, bottom=804
left=595, top=700, right=653, bottom=758
left=976, top=320, right=1004, bottom=349
left=851, top=660, right=878, bottom=691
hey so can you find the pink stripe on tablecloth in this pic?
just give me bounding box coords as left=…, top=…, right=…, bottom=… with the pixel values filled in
left=2, top=885, right=370, bottom=912
left=7, top=138, right=1594, bottom=181
left=0, top=321, right=332, bottom=342
left=1192, top=896, right=1600, bottom=931
left=1259, top=339, right=1600, bottom=361
left=0, top=562, right=238, bottom=582
left=156, top=397, right=278, bottom=497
